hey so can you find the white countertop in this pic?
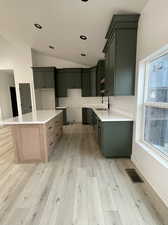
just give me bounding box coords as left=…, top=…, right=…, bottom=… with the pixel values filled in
left=2, top=110, right=63, bottom=125
left=92, top=108, right=133, bottom=122
left=56, top=107, right=67, bottom=109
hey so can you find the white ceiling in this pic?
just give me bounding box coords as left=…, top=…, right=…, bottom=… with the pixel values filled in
left=0, top=0, right=147, bottom=66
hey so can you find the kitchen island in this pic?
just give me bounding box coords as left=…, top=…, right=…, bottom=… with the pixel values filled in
left=3, top=110, right=63, bottom=163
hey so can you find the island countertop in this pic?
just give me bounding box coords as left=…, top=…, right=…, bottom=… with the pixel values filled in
left=2, top=110, right=63, bottom=125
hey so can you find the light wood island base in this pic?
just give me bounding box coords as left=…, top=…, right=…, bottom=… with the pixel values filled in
left=4, top=111, right=63, bottom=163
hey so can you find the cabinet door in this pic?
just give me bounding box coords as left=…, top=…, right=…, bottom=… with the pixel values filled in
left=90, top=67, right=97, bottom=96
left=56, top=70, right=68, bottom=97
left=101, top=121, right=133, bottom=157
left=96, top=61, right=105, bottom=96
left=105, top=51, right=109, bottom=96
left=14, top=125, right=45, bottom=163
left=82, top=108, right=93, bottom=124
left=70, top=73, right=81, bottom=88
left=81, top=68, right=96, bottom=97
left=67, top=69, right=81, bottom=89
left=62, top=109, right=67, bottom=125
left=81, top=69, right=91, bottom=97
left=43, top=72, right=55, bottom=88
left=114, top=29, right=137, bottom=95
left=82, top=108, right=88, bottom=124
left=33, top=71, right=45, bottom=89
left=105, top=45, right=112, bottom=96
left=33, top=69, right=55, bottom=89
left=106, top=35, right=115, bottom=96
left=87, top=108, right=93, bottom=124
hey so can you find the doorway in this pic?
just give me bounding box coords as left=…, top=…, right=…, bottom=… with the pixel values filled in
left=10, top=87, right=18, bottom=117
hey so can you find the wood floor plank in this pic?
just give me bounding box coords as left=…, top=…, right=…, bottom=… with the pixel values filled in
left=73, top=168, right=89, bottom=225
left=110, top=160, right=148, bottom=225
left=0, top=124, right=166, bottom=225
left=87, top=176, right=105, bottom=225
left=104, top=211, right=123, bottom=225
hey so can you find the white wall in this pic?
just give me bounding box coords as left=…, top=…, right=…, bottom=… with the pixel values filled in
left=109, top=96, right=136, bottom=118
left=0, top=37, right=13, bottom=70
left=132, top=0, right=168, bottom=208
left=32, top=50, right=89, bottom=68
left=0, top=35, right=36, bottom=117
left=0, top=70, right=15, bottom=119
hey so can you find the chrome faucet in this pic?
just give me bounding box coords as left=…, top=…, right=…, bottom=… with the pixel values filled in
left=107, top=95, right=110, bottom=110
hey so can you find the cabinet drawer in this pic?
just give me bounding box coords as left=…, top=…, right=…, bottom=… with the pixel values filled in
left=55, top=113, right=63, bottom=123
left=55, top=127, right=62, bottom=140
left=47, top=134, right=56, bottom=153
left=47, top=124, right=55, bottom=135
left=46, top=117, right=60, bottom=136
left=46, top=118, right=55, bottom=130
left=55, top=120, right=62, bottom=128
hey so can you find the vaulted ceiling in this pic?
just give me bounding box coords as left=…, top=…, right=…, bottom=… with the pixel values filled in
left=0, top=0, right=147, bottom=66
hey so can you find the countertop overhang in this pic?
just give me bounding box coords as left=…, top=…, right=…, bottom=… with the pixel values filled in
left=2, top=110, right=63, bottom=125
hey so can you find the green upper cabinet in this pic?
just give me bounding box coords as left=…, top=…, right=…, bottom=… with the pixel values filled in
left=81, top=67, right=97, bottom=97
left=56, top=69, right=68, bottom=97
left=81, top=69, right=91, bottom=97
left=32, top=67, right=56, bottom=89
left=56, top=68, right=82, bottom=97
left=103, top=14, right=140, bottom=96
left=96, top=60, right=105, bottom=96
left=65, top=68, right=81, bottom=89
left=115, top=29, right=137, bottom=95
left=90, top=67, right=97, bottom=96
left=105, top=36, right=115, bottom=96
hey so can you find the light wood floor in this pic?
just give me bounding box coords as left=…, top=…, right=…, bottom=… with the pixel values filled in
left=0, top=124, right=167, bottom=225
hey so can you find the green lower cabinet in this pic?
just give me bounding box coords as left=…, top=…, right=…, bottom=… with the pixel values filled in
left=100, top=121, right=133, bottom=158
left=82, top=108, right=93, bottom=125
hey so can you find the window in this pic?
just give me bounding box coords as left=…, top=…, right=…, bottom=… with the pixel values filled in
left=143, top=52, right=168, bottom=157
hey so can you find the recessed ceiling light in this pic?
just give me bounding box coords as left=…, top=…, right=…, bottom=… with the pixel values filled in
left=34, top=23, right=42, bottom=29
left=49, top=45, right=55, bottom=50
left=80, top=35, right=87, bottom=40
left=81, top=0, right=88, bottom=2
left=81, top=53, right=86, bottom=56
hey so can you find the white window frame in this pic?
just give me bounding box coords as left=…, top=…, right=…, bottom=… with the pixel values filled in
left=136, top=45, right=168, bottom=161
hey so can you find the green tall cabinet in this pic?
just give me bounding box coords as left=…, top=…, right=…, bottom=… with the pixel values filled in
left=103, top=14, right=140, bottom=96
